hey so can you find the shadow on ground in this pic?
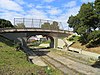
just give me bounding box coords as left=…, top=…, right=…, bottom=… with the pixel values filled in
left=91, top=61, right=100, bottom=68
left=91, top=56, right=100, bottom=68
left=0, top=35, right=14, bottom=47
left=30, top=47, right=50, bottom=56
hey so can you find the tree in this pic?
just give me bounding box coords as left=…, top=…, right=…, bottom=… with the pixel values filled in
left=41, top=22, right=50, bottom=29
left=41, top=21, right=59, bottom=30
left=67, top=15, right=80, bottom=33
left=95, top=0, right=100, bottom=14
left=94, top=0, right=100, bottom=30
left=14, top=23, right=25, bottom=28
left=86, top=30, right=100, bottom=47
left=67, top=1, right=100, bottom=47
left=0, top=19, right=13, bottom=28
left=78, top=3, right=97, bottom=31
left=50, top=21, right=59, bottom=30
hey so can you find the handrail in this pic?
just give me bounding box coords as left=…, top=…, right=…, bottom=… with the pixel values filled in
left=14, top=18, right=68, bottom=31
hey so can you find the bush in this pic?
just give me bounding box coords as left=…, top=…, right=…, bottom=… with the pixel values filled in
left=68, top=37, right=74, bottom=41
left=0, top=19, right=13, bottom=28
left=68, top=35, right=80, bottom=42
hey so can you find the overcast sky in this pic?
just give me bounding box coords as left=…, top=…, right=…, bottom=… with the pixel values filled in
left=0, top=0, right=95, bottom=30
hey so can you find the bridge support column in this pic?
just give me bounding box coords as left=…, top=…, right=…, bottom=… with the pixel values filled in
left=49, top=36, right=58, bottom=48
left=50, top=41, right=54, bottom=48
left=54, top=37, right=58, bottom=48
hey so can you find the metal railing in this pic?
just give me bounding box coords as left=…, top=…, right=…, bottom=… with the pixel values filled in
left=14, top=18, right=71, bottom=31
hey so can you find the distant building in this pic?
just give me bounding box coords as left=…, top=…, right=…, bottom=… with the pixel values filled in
left=28, top=35, right=48, bottom=43
left=28, top=36, right=39, bottom=42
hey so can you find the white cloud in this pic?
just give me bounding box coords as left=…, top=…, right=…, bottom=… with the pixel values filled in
left=27, top=3, right=35, bottom=8
left=54, top=6, right=80, bottom=23
left=0, top=0, right=23, bottom=11
left=0, top=0, right=81, bottom=30
left=43, top=0, right=55, bottom=3
left=36, top=5, right=43, bottom=9
left=15, top=0, right=25, bottom=5
left=64, top=1, right=77, bottom=8
left=67, top=6, right=80, bottom=16
left=45, top=5, right=80, bottom=30
left=47, top=8, right=62, bottom=15
left=35, top=5, right=52, bottom=9
left=0, top=11, right=24, bottom=24
left=80, top=0, right=95, bottom=3
left=26, top=9, right=48, bottom=19
left=56, top=6, right=80, bottom=30
left=0, top=8, right=49, bottom=24
left=46, top=6, right=52, bottom=9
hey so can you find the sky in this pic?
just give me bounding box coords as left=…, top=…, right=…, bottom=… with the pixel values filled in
left=0, top=0, right=95, bottom=30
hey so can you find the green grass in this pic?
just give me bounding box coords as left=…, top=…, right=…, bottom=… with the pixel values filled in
left=0, top=36, right=63, bottom=75
left=0, top=42, right=43, bottom=75
left=67, top=35, right=80, bottom=42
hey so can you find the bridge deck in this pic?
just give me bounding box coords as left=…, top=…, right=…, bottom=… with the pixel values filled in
left=0, top=28, right=73, bottom=34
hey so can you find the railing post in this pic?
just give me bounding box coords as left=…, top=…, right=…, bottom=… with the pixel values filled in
left=47, top=20, right=50, bottom=30
left=60, top=22, right=62, bottom=31
left=39, top=19, right=41, bottom=28
left=23, top=18, right=25, bottom=28
left=14, top=18, right=15, bottom=26
left=32, top=19, right=34, bottom=28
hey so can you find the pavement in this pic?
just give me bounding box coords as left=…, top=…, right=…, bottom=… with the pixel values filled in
left=39, top=43, right=49, bottom=47
left=69, top=47, right=100, bottom=60
left=47, top=52, right=100, bottom=75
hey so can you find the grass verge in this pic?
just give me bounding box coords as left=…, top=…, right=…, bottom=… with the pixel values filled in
left=0, top=36, right=63, bottom=75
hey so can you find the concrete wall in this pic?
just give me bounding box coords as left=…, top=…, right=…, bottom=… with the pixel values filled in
left=57, top=39, right=65, bottom=49
left=2, top=33, right=27, bottom=42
